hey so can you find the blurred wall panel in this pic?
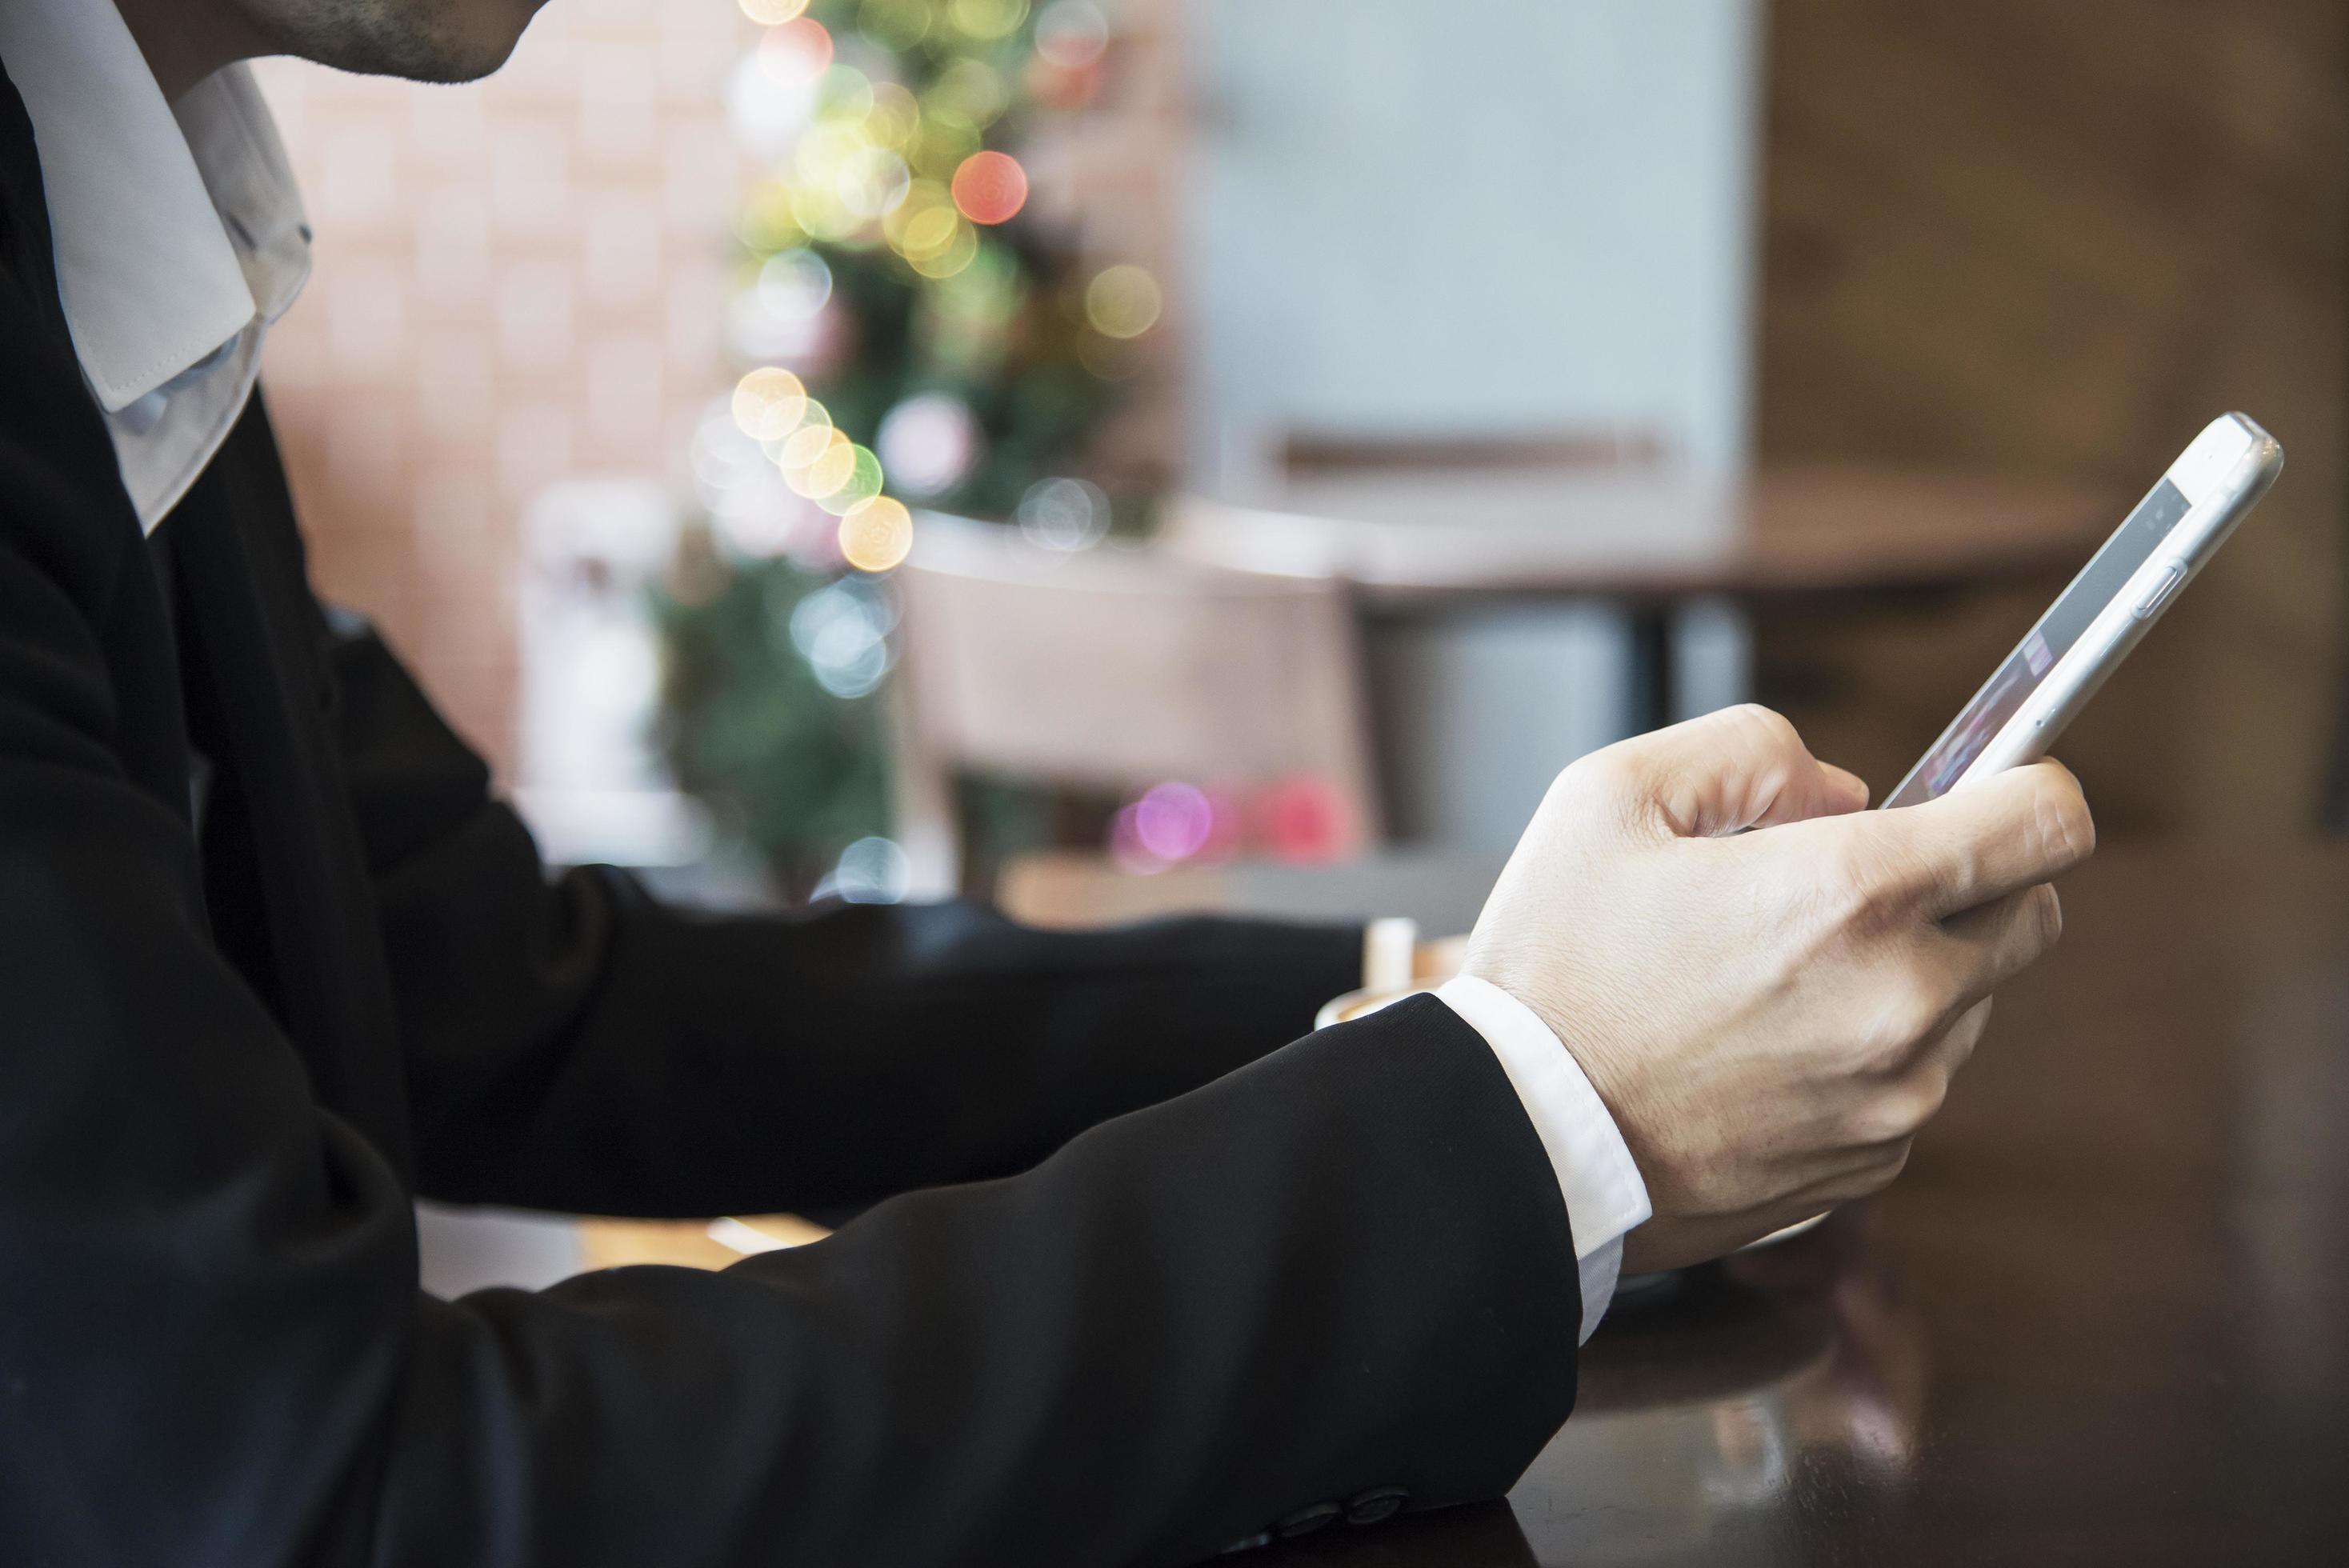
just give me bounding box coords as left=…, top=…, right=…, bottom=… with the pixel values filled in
left=1756, top=0, right=2349, bottom=834
left=254, top=0, right=748, bottom=776
left=1183, top=0, right=1765, bottom=477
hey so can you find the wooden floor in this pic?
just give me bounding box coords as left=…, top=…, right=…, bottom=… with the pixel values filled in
left=1753, top=0, right=2349, bottom=834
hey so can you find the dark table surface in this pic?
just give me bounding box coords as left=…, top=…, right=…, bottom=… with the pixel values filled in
left=1227, top=843, right=2349, bottom=1566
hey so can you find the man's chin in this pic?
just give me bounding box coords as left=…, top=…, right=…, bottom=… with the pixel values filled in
left=254, top=0, right=553, bottom=86
left=390, top=0, right=554, bottom=85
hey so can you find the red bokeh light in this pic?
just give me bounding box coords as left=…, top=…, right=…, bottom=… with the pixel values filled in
left=950, top=150, right=1029, bottom=226
left=758, top=18, right=833, bottom=82
left=1254, top=774, right=1360, bottom=864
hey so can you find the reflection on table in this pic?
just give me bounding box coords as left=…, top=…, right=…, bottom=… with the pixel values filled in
left=1011, top=842, right=2349, bottom=1565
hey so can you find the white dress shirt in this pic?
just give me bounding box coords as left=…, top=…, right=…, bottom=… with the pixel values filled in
left=0, top=0, right=310, bottom=531
left=1, top=0, right=1651, bottom=1345
left=1435, top=975, right=1650, bottom=1340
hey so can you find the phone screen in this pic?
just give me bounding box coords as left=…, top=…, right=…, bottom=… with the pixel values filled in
left=1882, top=478, right=2193, bottom=808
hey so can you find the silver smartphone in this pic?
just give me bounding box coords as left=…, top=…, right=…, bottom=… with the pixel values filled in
left=1883, top=413, right=2283, bottom=809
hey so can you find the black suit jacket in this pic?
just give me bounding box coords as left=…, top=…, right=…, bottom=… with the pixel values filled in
left=0, top=64, right=1581, bottom=1567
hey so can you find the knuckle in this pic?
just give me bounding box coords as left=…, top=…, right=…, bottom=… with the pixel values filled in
left=1909, top=1067, right=1952, bottom=1126
left=1816, top=836, right=1897, bottom=930
left=1846, top=1090, right=1916, bottom=1147
left=1859, top=973, right=1948, bottom=1063
left=1943, top=998, right=1993, bottom=1070
left=1723, top=705, right=1807, bottom=786
left=2032, top=774, right=2096, bottom=866
left=1851, top=1068, right=1949, bottom=1147
left=1727, top=702, right=1801, bottom=753
left=1559, top=743, right=1638, bottom=802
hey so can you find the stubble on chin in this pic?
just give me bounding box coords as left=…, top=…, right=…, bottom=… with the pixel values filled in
left=234, top=0, right=550, bottom=84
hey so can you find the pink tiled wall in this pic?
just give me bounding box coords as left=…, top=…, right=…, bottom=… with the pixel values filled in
left=255, top=0, right=1185, bottom=779
left=254, top=0, right=747, bottom=774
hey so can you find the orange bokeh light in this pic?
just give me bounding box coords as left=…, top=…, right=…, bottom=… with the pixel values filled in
left=950, top=150, right=1029, bottom=226
left=839, top=497, right=914, bottom=573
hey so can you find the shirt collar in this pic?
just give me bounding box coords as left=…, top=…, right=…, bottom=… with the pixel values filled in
left=0, top=0, right=310, bottom=415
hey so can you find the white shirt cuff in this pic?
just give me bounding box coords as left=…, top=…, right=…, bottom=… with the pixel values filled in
left=1435, top=974, right=1651, bottom=1344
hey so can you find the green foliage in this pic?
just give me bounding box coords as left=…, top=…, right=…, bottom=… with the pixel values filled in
left=654, top=0, right=1134, bottom=889
left=653, top=546, right=891, bottom=895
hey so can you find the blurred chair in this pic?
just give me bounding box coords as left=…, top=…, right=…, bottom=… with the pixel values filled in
left=890, top=515, right=1381, bottom=898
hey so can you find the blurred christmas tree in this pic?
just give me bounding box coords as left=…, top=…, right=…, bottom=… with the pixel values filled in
left=656, top=0, right=1158, bottom=898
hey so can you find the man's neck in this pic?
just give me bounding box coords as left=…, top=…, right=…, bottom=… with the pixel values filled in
left=112, top=0, right=270, bottom=102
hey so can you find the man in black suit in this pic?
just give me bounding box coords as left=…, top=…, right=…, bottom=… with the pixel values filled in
left=0, top=1, right=2093, bottom=1562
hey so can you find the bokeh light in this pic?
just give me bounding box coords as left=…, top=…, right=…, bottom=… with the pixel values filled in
left=928, top=58, right=1010, bottom=128
left=1134, top=782, right=1215, bottom=860
left=773, top=399, right=834, bottom=466
left=893, top=192, right=961, bottom=259
left=788, top=429, right=859, bottom=499
left=822, top=836, right=911, bottom=903
left=728, top=57, right=820, bottom=163
left=948, top=0, right=1031, bottom=44
left=908, top=218, right=980, bottom=279
left=738, top=179, right=803, bottom=251
left=814, top=62, right=876, bottom=122
left=1111, top=781, right=1227, bottom=871
left=758, top=18, right=834, bottom=84
left=731, top=367, right=809, bottom=441
left=838, top=145, right=913, bottom=221
left=1034, top=2, right=1110, bottom=68
left=838, top=496, right=914, bottom=573
left=787, top=575, right=895, bottom=696
left=866, top=81, right=922, bottom=148
left=906, top=114, right=982, bottom=180
left=1084, top=263, right=1162, bottom=338
left=1018, top=475, right=1109, bottom=550
left=698, top=399, right=817, bottom=561
left=739, top=0, right=810, bottom=22
left=815, top=444, right=886, bottom=516
left=756, top=248, right=834, bottom=323
left=878, top=393, right=982, bottom=496
left=950, top=150, right=1028, bottom=225
left=858, top=0, right=931, bottom=50
left=1257, top=774, right=1359, bottom=863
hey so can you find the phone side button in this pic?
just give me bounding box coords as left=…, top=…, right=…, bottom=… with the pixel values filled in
left=2131, top=562, right=2185, bottom=619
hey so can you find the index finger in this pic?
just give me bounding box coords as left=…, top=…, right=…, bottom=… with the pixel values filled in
left=1859, top=760, right=2095, bottom=918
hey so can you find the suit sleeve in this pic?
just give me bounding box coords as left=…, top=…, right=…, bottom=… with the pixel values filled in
left=0, top=287, right=1582, bottom=1564
left=326, top=622, right=1367, bottom=1218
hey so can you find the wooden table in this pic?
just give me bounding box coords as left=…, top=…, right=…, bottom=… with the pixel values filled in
left=1166, top=464, right=2120, bottom=743
left=1011, top=843, right=2349, bottom=1565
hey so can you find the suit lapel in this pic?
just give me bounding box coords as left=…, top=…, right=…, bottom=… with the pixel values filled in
left=0, top=58, right=67, bottom=347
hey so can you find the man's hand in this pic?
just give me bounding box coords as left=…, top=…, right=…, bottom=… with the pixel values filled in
left=1462, top=705, right=2093, bottom=1274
